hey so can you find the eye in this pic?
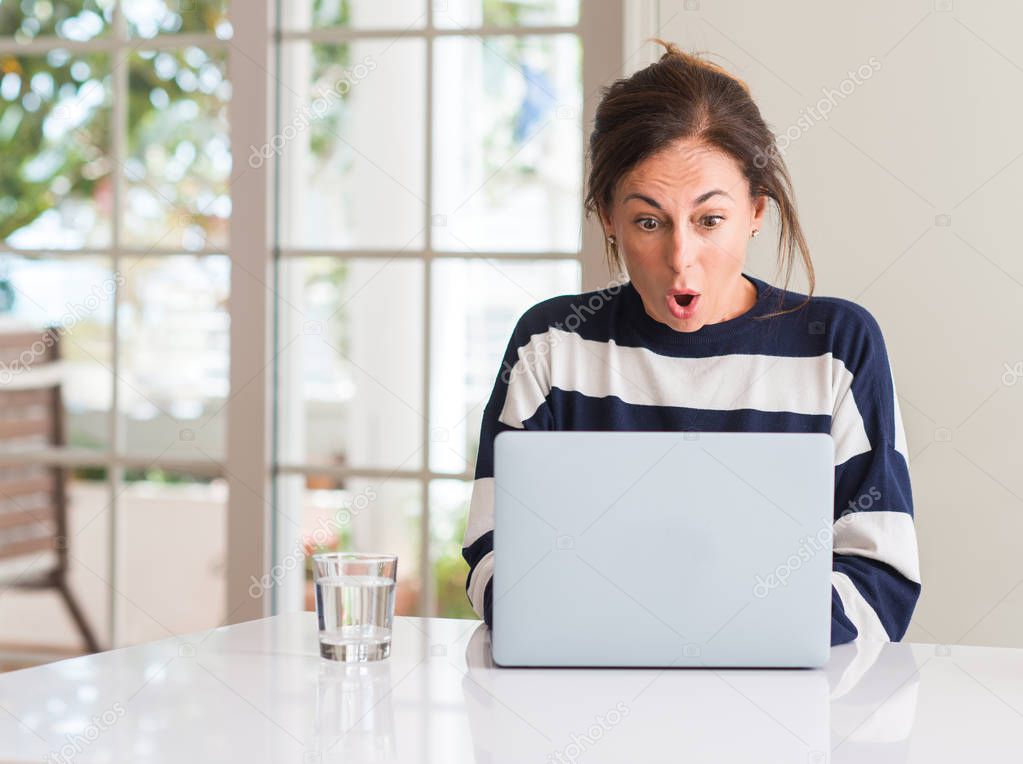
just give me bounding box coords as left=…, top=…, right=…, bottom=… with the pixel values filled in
left=636, top=217, right=659, bottom=232
left=701, top=215, right=725, bottom=229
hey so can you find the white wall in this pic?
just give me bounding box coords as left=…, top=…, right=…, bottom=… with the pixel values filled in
left=625, top=1, right=1023, bottom=647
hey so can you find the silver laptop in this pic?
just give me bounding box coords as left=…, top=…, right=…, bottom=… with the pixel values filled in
left=492, top=431, right=834, bottom=668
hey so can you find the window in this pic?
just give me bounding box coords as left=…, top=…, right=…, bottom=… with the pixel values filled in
left=272, top=1, right=618, bottom=617
left=0, top=1, right=622, bottom=654
left=0, top=0, right=232, bottom=649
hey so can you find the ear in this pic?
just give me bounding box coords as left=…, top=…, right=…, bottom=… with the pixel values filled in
left=751, top=194, right=768, bottom=230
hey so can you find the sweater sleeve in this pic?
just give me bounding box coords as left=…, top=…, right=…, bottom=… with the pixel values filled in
left=461, top=306, right=556, bottom=626
left=828, top=308, right=921, bottom=645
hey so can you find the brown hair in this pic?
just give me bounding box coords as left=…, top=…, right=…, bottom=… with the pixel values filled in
left=584, top=39, right=813, bottom=319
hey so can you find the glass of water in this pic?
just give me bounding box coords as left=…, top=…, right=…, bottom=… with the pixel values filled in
left=312, top=553, right=398, bottom=662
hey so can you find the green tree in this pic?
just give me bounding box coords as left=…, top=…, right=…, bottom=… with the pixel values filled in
left=0, top=0, right=229, bottom=243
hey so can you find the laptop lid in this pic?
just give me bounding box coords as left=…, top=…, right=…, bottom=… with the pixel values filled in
left=492, top=431, right=834, bottom=668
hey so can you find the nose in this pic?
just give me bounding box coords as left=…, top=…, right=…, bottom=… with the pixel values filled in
left=667, top=228, right=694, bottom=273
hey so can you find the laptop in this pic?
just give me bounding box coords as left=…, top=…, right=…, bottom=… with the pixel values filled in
left=491, top=431, right=834, bottom=668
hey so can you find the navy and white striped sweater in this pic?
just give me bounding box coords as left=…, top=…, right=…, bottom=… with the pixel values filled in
left=461, top=272, right=921, bottom=646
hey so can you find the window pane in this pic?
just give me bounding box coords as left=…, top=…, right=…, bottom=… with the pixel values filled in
left=124, top=0, right=231, bottom=39
left=118, top=470, right=227, bottom=644
left=0, top=1, right=113, bottom=41
left=280, top=0, right=425, bottom=31
left=125, top=47, right=231, bottom=250
left=119, top=255, right=229, bottom=461
left=279, top=40, right=425, bottom=250
left=0, top=253, right=113, bottom=451
left=0, top=52, right=112, bottom=249
left=430, top=258, right=579, bottom=473
left=434, top=0, right=579, bottom=29
left=277, top=257, right=424, bottom=470
left=433, top=35, right=581, bottom=252
left=429, top=479, right=474, bottom=618
left=298, top=476, right=422, bottom=616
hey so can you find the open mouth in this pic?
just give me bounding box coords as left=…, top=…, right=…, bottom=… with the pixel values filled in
left=667, top=291, right=701, bottom=320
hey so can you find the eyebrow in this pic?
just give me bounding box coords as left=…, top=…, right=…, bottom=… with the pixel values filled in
left=623, top=189, right=733, bottom=209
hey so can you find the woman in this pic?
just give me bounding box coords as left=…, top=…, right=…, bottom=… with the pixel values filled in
left=461, top=41, right=920, bottom=646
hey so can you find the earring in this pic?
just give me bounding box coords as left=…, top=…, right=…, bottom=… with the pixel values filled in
left=751, top=229, right=759, bottom=239
left=608, top=235, right=616, bottom=246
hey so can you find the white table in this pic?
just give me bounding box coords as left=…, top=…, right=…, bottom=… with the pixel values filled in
left=1, top=613, right=1021, bottom=762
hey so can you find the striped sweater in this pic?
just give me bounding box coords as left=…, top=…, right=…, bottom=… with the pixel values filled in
left=461, top=273, right=921, bottom=646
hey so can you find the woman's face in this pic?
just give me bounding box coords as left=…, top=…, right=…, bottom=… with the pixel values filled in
left=601, top=138, right=767, bottom=333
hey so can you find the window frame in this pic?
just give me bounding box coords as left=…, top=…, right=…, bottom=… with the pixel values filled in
left=0, top=2, right=235, bottom=647
left=266, top=1, right=624, bottom=618
left=0, top=0, right=626, bottom=640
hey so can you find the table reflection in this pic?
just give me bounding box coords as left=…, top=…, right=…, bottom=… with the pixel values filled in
left=460, top=624, right=919, bottom=763
left=308, top=659, right=396, bottom=762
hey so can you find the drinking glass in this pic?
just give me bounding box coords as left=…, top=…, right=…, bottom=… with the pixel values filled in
left=312, top=553, right=398, bottom=661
